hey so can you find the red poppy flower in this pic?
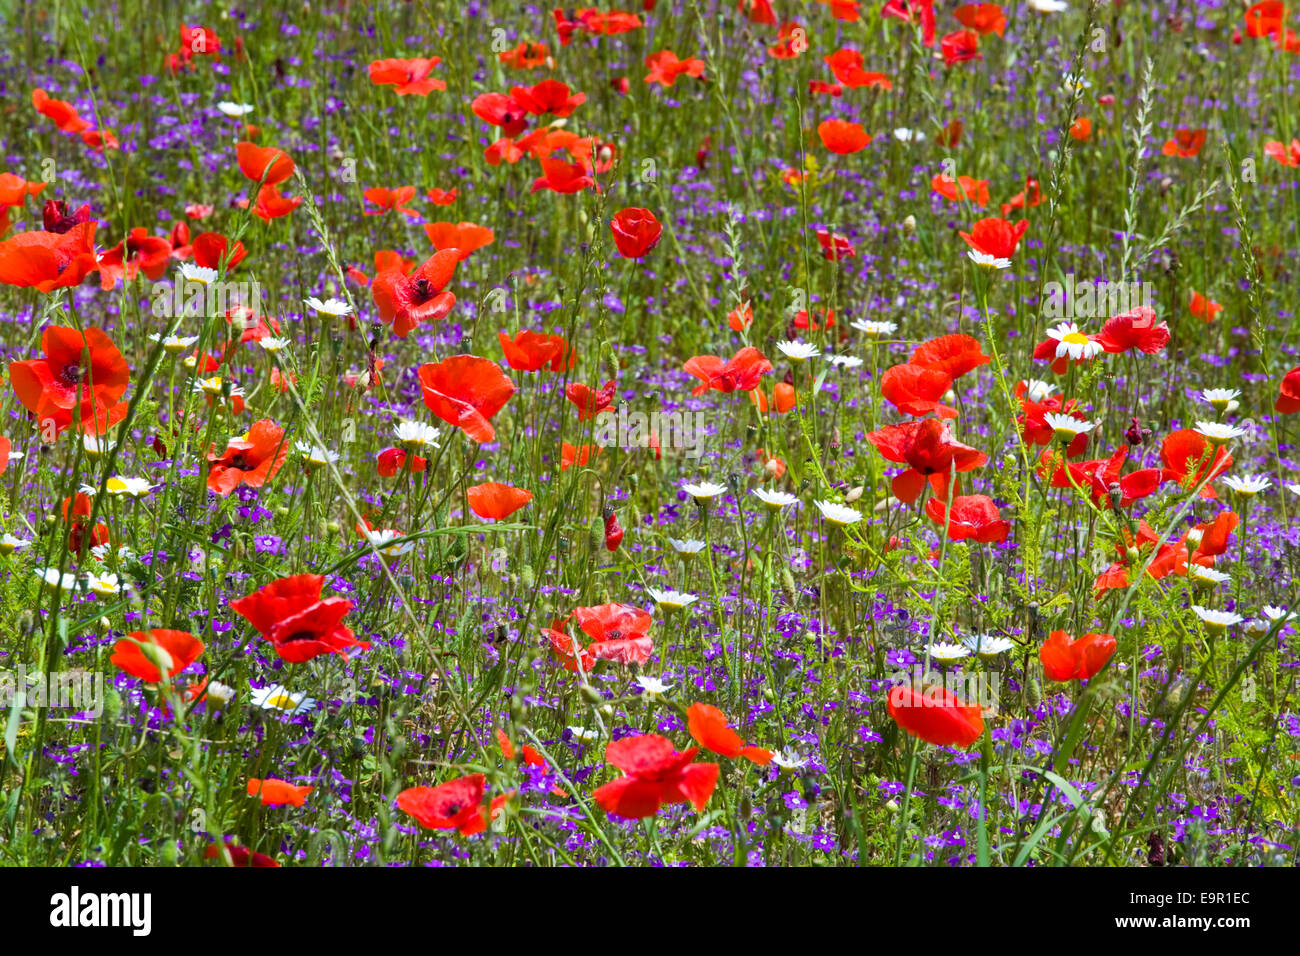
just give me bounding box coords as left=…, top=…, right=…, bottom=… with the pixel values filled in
left=32, top=88, right=90, bottom=133
left=686, top=703, right=773, bottom=765
left=823, top=48, right=892, bottom=88
left=1189, top=291, right=1222, bottom=322
left=1189, top=510, right=1239, bottom=567
left=931, top=173, right=989, bottom=206
left=467, top=482, right=533, bottom=520
left=426, top=187, right=458, bottom=206
left=570, top=602, right=654, bottom=665
left=881, top=363, right=956, bottom=418
left=887, top=683, right=983, bottom=748
left=560, top=442, right=601, bottom=470
left=247, top=778, right=314, bottom=807
left=0, top=222, right=100, bottom=291
left=236, top=142, right=295, bottom=185
left=610, top=207, right=663, bottom=258
left=1162, top=127, right=1207, bottom=158
left=0, top=436, right=9, bottom=477
left=204, top=843, right=280, bottom=867
left=881, top=0, right=936, bottom=46
left=111, top=629, right=205, bottom=683
left=959, top=217, right=1028, bottom=260
left=739, top=0, right=778, bottom=24
left=546, top=625, right=597, bottom=672
left=767, top=22, right=809, bottom=59
left=499, top=41, right=551, bottom=69
left=1070, top=117, right=1092, bottom=141
left=0, top=173, right=46, bottom=209
left=499, top=329, right=575, bottom=371
left=794, top=308, right=836, bottom=331
left=809, top=80, right=844, bottom=97
left=865, top=418, right=988, bottom=504
left=955, top=3, right=1006, bottom=35
left=417, top=355, right=515, bottom=443
left=368, top=57, right=445, bottom=95
left=817, top=118, right=871, bottom=154
left=1045, top=446, right=1163, bottom=509
left=372, top=248, right=460, bottom=338
left=530, top=157, right=596, bottom=194
left=940, top=30, right=982, bottom=66
left=1160, top=429, right=1232, bottom=498
left=61, top=492, right=110, bottom=553
left=937, top=118, right=964, bottom=147
left=377, top=447, right=427, bottom=476
left=364, top=186, right=419, bottom=218
left=911, top=334, right=990, bottom=380
left=592, top=734, right=719, bottom=818
left=424, top=221, right=495, bottom=260
left=97, top=228, right=172, bottom=290
left=1092, top=306, right=1170, bottom=354
left=9, top=325, right=129, bottom=435
left=472, top=92, right=530, bottom=137
left=80, top=128, right=119, bottom=152
left=397, top=774, right=509, bottom=836
left=206, top=418, right=289, bottom=497
left=1245, top=1, right=1287, bottom=39
left=231, top=572, right=367, bottom=663
left=924, top=494, right=1010, bottom=543
left=1265, top=138, right=1300, bottom=167
left=192, top=231, right=248, bottom=271
left=566, top=380, right=617, bottom=420
left=1040, top=630, right=1116, bottom=682
left=683, top=346, right=773, bottom=396
left=1001, top=177, right=1043, bottom=216
left=1277, top=366, right=1300, bottom=413
left=246, top=184, right=301, bottom=221
left=510, top=79, right=586, bottom=117
left=816, top=229, right=856, bottom=261
left=644, top=49, right=705, bottom=87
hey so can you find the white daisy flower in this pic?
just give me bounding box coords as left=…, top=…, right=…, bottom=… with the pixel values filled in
left=149, top=332, right=200, bottom=355
left=752, top=488, right=799, bottom=510
left=36, top=568, right=81, bottom=592
left=962, top=634, right=1014, bottom=658
left=635, top=676, right=674, bottom=699
left=1022, top=379, right=1056, bottom=403
left=1201, top=388, right=1241, bottom=414
left=813, top=500, right=862, bottom=526
left=1045, top=322, right=1103, bottom=362
left=250, top=684, right=317, bottom=715
left=567, top=725, right=600, bottom=743
left=777, top=341, right=820, bottom=362
left=1263, top=606, right=1293, bottom=622
left=893, top=127, right=926, bottom=143
left=305, top=296, right=353, bottom=317
left=295, top=440, right=340, bottom=468
left=771, top=749, right=809, bottom=770
left=203, top=680, right=238, bottom=706
left=82, top=434, right=116, bottom=459
left=646, top=587, right=698, bottom=611
left=1289, top=484, right=1300, bottom=498
left=90, top=542, right=136, bottom=563
left=1060, top=73, right=1091, bottom=96
left=682, top=481, right=728, bottom=500
left=828, top=354, right=864, bottom=368
left=364, top=528, right=414, bottom=558
left=850, top=319, right=898, bottom=337
left=927, top=642, right=970, bottom=663
left=257, top=336, right=291, bottom=353
left=1028, top=0, right=1068, bottom=11
left=0, top=533, right=31, bottom=555
left=105, top=476, right=156, bottom=498
left=1188, top=565, right=1230, bottom=587
left=666, top=537, right=707, bottom=556
left=395, top=420, right=441, bottom=449
left=179, top=263, right=218, bottom=285
left=1191, top=606, right=1243, bottom=632
left=1043, top=412, right=1096, bottom=443
left=216, top=101, right=255, bottom=117
left=85, top=572, right=122, bottom=597
left=967, top=250, right=1012, bottom=270
left=1194, top=421, right=1246, bottom=445
left=1222, top=475, right=1271, bottom=497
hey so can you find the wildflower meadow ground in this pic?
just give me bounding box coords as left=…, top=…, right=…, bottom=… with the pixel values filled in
left=1, top=0, right=1300, bottom=895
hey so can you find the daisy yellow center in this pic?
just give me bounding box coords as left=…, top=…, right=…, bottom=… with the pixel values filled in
left=1062, top=331, right=1089, bottom=345
left=267, top=695, right=297, bottom=710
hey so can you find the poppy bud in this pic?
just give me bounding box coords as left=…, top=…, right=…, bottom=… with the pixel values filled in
left=521, top=565, right=535, bottom=588
left=1024, top=676, right=1042, bottom=709
left=603, top=507, right=623, bottom=551
left=844, top=485, right=864, bottom=503
left=1107, top=481, right=1123, bottom=510
left=18, top=609, right=35, bottom=635
left=598, top=704, right=614, bottom=720
left=781, top=566, right=798, bottom=600
left=739, top=793, right=752, bottom=820
left=579, top=683, right=602, bottom=704
left=902, top=214, right=916, bottom=235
